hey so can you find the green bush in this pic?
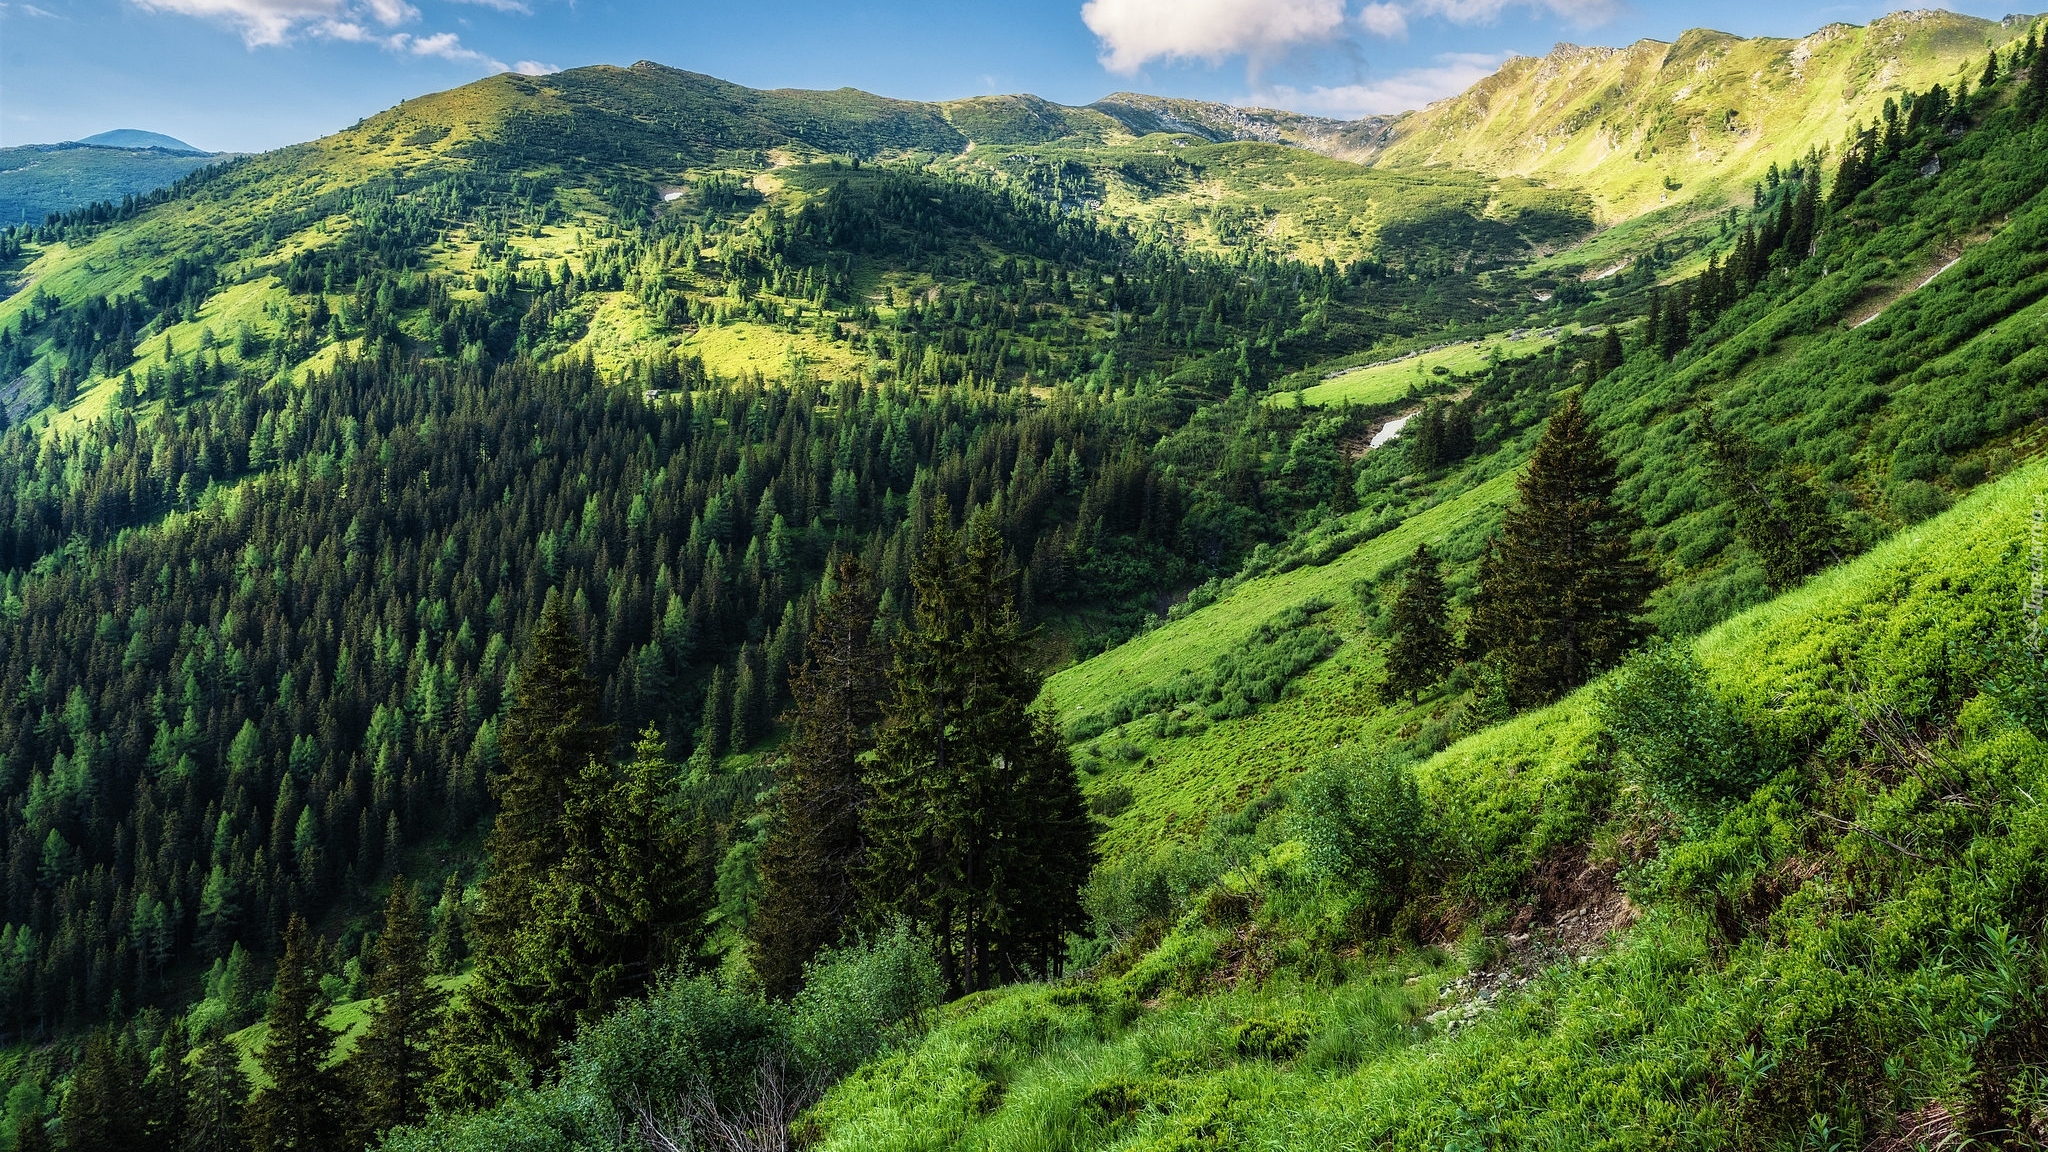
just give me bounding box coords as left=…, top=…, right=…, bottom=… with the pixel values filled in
left=1230, top=1011, right=1313, bottom=1060
left=1595, top=640, right=1764, bottom=816
left=557, top=974, right=782, bottom=1120
left=1289, top=746, right=1423, bottom=907
left=787, top=923, right=946, bottom=1079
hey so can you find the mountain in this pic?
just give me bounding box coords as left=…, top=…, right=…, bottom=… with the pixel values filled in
left=76, top=129, right=204, bottom=153
left=0, top=139, right=223, bottom=227
left=1355, top=9, right=2036, bottom=217
left=5, top=11, right=2048, bottom=1152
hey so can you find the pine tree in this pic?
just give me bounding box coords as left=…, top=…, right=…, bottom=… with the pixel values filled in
left=1383, top=544, right=1453, bottom=701
left=186, top=1035, right=252, bottom=1152
left=1470, top=394, right=1657, bottom=707
left=348, top=880, right=447, bottom=1142
left=437, top=594, right=610, bottom=1107
left=749, top=555, right=886, bottom=998
left=1407, top=404, right=1444, bottom=473
left=57, top=1028, right=146, bottom=1151
left=144, top=1017, right=194, bottom=1150
left=2028, top=37, right=2048, bottom=118
left=1594, top=326, right=1624, bottom=377
left=14, top=1109, right=50, bottom=1152
left=247, top=917, right=344, bottom=1152
left=1702, top=419, right=1845, bottom=591
left=861, top=515, right=1095, bottom=995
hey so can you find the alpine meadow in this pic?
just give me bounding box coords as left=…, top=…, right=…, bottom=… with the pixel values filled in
left=10, top=5, right=2048, bottom=1150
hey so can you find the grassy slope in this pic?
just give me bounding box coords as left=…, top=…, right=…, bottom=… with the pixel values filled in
left=813, top=444, right=2048, bottom=1152
left=1376, top=11, right=2031, bottom=217
left=943, top=139, right=1593, bottom=268
left=1042, top=469, right=1513, bottom=724
left=1282, top=327, right=1571, bottom=409
left=1370, top=11, right=2037, bottom=220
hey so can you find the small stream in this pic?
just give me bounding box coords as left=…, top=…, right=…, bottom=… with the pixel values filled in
left=1369, top=414, right=1411, bottom=450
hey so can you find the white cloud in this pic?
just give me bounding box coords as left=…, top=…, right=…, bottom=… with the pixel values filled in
left=1358, top=3, right=1407, bottom=39
left=400, top=29, right=505, bottom=67
left=361, top=0, right=413, bottom=24
left=133, top=0, right=342, bottom=47
left=513, top=59, right=558, bottom=74
left=446, top=0, right=532, bottom=13
left=1259, top=51, right=1506, bottom=118
left=130, top=0, right=513, bottom=68
left=1081, top=0, right=1347, bottom=73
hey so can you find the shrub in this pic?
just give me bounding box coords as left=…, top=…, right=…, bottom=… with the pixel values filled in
left=787, top=923, right=946, bottom=1079
left=558, top=974, right=783, bottom=1120
left=1289, top=746, right=1423, bottom=908
left=1596, top=640, right=1764, bottom=816
left=1230, top=1011, right=1314, bottom=1060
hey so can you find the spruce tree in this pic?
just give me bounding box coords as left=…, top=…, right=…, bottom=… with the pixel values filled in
left=57, top=1028, right=146, bottom=1151
left=749, top=556, right=887, bottom=998
left=145, top=1017, right=194, bottom=1150
left=1470, top=394, right=1657, bottom=707
left=247, top=916, right=344, bottom=1152
left=14, top=1110, right=50, bottom=1152
left=437, top=594, right=610, bottom=1106
left=186, top=1035, right=251, bottom=1152
left=1383, top=544, right=1453, bottom=700
left=1594, top=326, right=1625, bottom=377
left=348, top=880, right=447, bottom=1142
left=861, top=515, right=1094, bottom=995
left=1703, top=419, right=1845, bottom=591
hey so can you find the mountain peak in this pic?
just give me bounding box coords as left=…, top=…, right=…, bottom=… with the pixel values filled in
left=74, top=129, right=204, bottom=153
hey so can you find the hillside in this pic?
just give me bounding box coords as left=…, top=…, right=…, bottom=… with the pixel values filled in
left=4, top=11, right=2048, bottom=1152
left=1360, top=10, right=2036, bottom=218
left=0, top=141, right=225, bottom=227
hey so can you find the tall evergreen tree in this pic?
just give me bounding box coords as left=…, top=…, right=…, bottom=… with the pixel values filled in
left=437, top=593, right=611, bottom=1106
left=186, top=1033, right=252, bottom=1152
left=861, top=515, right=1094, bottom=995
left=145, top=1017, right=194, bottom=1150
left=348, top=880, right=447, bottom=1143
left=56, top=1028, right=146, bottom=1152
left=14, top=1110, right=50, bottom=1152
left=247, top=917, right=344, bottom=1152
left=1702, top=419, right=1845, bottom=591
left=1470, top=394, right=1657, bottom=707
left=749, top=555, right=886, bottom=998
left=1383, top=544, right=1453, bottom=701
left=1594, top=326, right=1625, bottom=377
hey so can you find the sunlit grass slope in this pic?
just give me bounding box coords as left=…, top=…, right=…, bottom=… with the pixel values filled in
left=814, top=447, right=2048, bottom=1152
left=1368, top=11, right=2039, bottom=220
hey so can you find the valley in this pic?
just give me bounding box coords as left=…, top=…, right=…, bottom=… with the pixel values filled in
left=2, top=8, right=2047, bottom=1151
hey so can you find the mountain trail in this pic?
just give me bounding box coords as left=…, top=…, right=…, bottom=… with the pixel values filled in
left=1850, top=243, right=1974, bottom=328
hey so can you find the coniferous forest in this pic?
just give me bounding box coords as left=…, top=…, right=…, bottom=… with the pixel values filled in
left=7, top=12, right=2048, bottom=1151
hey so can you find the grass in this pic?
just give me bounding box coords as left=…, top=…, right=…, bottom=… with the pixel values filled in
left=1041, top=469, right=1519, bottom=724
left=1374, top=11, right=2037, bottom=222
left=225, top=972, right=472, bottom=1084
left=1281, top=327, right=1572, bottom=410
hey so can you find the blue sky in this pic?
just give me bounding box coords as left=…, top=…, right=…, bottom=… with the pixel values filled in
left=0, top=1, right=2030, bottom=152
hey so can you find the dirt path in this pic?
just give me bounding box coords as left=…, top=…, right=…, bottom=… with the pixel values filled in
left=1851, top=248, right=1968, bottom=329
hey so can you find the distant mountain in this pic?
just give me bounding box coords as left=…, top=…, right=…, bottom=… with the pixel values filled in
left=75, top=128, right=203, bottom=153
left=0, top=139, right=222, bottom=225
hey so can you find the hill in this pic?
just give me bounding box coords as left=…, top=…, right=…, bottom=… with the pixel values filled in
left=1357, top=9, right=2038, bottom=218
